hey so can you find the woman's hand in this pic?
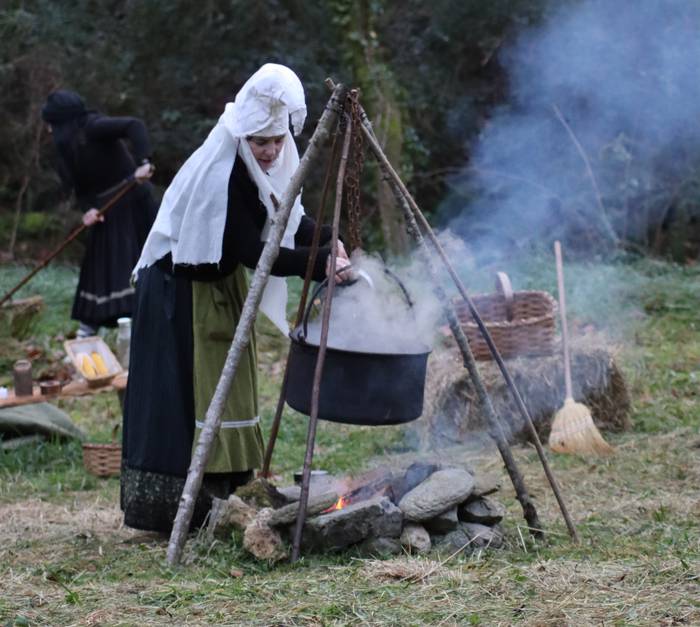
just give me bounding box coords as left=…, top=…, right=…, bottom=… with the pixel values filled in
left=134, top=162, right=155, bottom=183
left=82, top=208, right=104, bottom=227
left=326, top=255, right=354, bottom=283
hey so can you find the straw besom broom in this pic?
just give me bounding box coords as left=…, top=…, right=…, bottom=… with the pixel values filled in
left=549, top=241, right=614, bottom=456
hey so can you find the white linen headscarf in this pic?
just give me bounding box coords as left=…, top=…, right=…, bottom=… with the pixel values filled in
left=133, top=63, right=308, bottom=333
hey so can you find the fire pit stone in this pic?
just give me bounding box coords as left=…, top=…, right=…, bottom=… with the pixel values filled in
left=357, top=536, right=402, bottom=557
left=458, top=496, right=506, bottom=526
left=423, top=506, right=459, bottom=534
left=398, top=468, right=475, bottom=521
left=400, top=523, right=432, bottom=554
left=302, top=496, right=402, bottom=552
left=209, top=461, right=507, bottom=561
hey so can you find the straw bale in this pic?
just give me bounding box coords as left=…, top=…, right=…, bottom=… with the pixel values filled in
left=423, top=337, right=631, bottom=448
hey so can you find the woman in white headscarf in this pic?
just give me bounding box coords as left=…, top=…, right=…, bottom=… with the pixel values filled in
left=120, top=64, right=348, bottom=532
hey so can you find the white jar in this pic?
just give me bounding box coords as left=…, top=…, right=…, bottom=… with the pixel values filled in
left=116, top=317, right=132, bottom=369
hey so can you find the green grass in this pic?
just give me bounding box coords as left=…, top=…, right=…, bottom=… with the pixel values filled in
left=1, top=257, right=699, bottom=625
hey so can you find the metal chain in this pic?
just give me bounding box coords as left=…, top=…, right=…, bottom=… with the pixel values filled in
left=344, top=90, right=365, bottom=251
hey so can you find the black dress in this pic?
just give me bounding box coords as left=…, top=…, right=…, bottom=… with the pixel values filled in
left=56, top=114, right=158, bottom=327
left=120, top=157, right=332, bottom=532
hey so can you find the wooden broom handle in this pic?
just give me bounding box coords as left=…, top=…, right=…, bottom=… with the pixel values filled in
left=0, top=177, right=136, bottom=307
left=554, top=241, right=573, bottom=399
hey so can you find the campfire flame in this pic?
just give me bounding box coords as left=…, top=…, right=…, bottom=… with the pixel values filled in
left=333, top=495, right=349, bottom=510
left=324, top=495, right=349, bottom=513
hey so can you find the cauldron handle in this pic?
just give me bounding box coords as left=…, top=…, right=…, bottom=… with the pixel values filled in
left=298, top=265, right=415, bottom=342
left=298, top=264, right=356, bottom=343
left=383, top=268, right=414, bottom=309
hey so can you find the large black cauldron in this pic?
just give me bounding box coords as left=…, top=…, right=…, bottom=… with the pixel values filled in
left=285, top=271, right=431, bottom=426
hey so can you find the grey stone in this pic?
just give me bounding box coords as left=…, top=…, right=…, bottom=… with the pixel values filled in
left=462, top=522, right=504, bottom=549
left=400, top=523, right=431, bottom=554
left=471, top=474, right=502, bottom=498
left=389, top=462, right=439, bottom=502
left=302, top=496, right=402, bottom=552
left=370, top=498, right=403, bottom=538
left=458, top=497, right=505, bottom=525
left=433, top=527, right=472, bottom=556
left=423, top=506, right=459, bottom=534
left=398, top=468, right=475, bottom=522
left=357, top=536, right=402, bottom=557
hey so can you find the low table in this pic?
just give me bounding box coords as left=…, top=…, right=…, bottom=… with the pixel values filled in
left=0, top=373, right=127, bottom=409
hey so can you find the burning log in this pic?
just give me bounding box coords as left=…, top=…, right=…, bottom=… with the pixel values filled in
left=267, top=491, right=339, bottom=526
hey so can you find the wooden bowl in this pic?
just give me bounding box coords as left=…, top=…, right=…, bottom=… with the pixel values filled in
left=39, top=380, right=63, bottom=396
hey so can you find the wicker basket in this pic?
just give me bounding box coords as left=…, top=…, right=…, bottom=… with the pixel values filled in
left=82, top=425, right=121, bottom=477
left=454, top=273, right=557, bottom=360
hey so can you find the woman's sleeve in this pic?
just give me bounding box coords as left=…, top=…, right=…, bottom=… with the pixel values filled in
left=294, top=215, right=333, bottom=247
left=227, top=201, right=330, bottom=281
left=85, top=116, right=152, bottom=163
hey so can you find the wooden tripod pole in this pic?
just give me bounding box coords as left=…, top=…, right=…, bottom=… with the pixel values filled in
left=0, top=177, right=137, bottom=307
left=351, top=98, right=578, bottom=542
left=166, top=83, right=347, bottom=566
left=261, top=131, right=341, bottom=478
left=387, top=179, right=543, bottom=536
left=291, top=112, right=353, bottom=562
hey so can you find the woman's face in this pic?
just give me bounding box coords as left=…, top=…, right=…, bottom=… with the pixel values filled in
left=247, top=134, right=286, bottom=171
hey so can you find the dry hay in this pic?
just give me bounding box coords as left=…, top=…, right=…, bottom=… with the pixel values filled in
left=423, top=334, right=631, bottom=448
left=0, top=494, right=131, bottom=545
left=358, top=556, right=470, bottom=584
left=0, top=295, right=44, bottom=339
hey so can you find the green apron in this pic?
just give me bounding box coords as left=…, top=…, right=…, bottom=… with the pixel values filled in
left=191, top=265, right=264, bottom=473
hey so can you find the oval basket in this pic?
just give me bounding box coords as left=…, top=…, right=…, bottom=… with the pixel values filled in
left=82, top=425, right=121, bottom=477
left=454, top=274, right=557, bottom=360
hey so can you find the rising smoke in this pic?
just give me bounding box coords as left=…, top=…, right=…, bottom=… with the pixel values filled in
left=442, top=0, right=700, bottom=262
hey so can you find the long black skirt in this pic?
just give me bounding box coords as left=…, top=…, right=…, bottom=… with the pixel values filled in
left=120, top=265, right=251, bottom=533
left=120, top=264, right=206, bottom=532
left=72, top=183, right=157, bottom=328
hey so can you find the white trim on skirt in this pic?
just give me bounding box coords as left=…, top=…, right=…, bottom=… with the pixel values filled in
left=195, top=416, right=260, bottom=429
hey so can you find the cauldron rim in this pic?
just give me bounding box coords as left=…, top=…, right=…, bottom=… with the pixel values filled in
left=289, top=326, right=432, bottom=358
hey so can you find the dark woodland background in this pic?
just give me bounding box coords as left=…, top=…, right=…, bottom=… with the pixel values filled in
left=2, top=0, right=699, bottom=262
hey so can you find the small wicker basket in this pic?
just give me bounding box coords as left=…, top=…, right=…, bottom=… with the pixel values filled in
left=82, top=425, right=121, bottom=477
left=454, top=273, right=557, bottom=361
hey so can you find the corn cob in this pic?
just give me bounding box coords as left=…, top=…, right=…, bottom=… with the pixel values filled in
left=91, top=352, right=109, bottom=376
left=78, top=353, right=97, bottom=378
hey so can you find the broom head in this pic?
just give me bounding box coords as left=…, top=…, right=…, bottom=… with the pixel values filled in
left=549, top=397, right=615, bottom=456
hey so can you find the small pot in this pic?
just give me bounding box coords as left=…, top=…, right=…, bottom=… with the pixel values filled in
left=39, top=380, right=63, bottom=396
